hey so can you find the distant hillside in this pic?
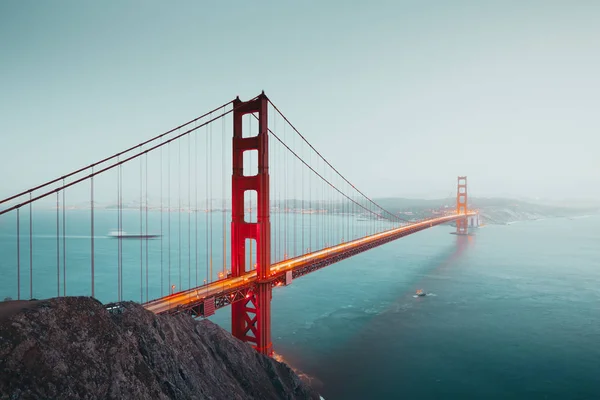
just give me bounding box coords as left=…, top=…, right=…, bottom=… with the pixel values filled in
left=372, top=197, right=454, bottom=211
left=372, top=197, right=600, bottom=225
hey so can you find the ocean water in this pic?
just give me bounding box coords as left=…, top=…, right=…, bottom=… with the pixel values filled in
left=0, top=209, right=379, bottom=303
left=213, top=215, right=600, bottom=399
left=1, top=211, right=599, bottom=398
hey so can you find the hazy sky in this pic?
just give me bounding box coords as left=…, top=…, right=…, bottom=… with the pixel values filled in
left=1, top=0, right=599, bottom=201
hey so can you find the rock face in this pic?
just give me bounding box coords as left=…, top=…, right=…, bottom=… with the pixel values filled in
left=0, top=297, right=319, bottom=400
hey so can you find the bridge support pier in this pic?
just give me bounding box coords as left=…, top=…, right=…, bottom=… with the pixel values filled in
left=456, top=176, right=468, bottom=235
left=231, top=93, right=273, bottom=356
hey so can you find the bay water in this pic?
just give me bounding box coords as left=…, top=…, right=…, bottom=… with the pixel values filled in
left=1, top=211, right=598, bottom=399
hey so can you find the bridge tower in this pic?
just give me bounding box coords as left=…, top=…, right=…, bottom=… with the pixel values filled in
left=456, top=176, right=468, bottom=235
left=231, top=93, right=273, bottom=356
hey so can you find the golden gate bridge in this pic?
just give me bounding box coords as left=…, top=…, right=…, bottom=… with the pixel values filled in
left=0, top=92, right=477, bottom=356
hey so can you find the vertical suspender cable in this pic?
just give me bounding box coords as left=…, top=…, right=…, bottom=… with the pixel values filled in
left=339, top=175, right=342, bottom=243
left=91, top=168, right=95, bottom=298
left=343, top=181, right=346, bottom=242
left=29, top=194, right=32, bottom=299
left=284, top=122, right=287, bottom=259
left=309, top=148, right=311, bottom=252
left=320, top=160, right=322, bottom=249
left=222, top=105, right=226, bottom=277
left=350, top=187, right=352, bottom=240
left=178, top=140, right=182, bottom=290
left=333, top=169, right=335, bottom=244
left=188, top=134, right=191, bottom=289
left=336, top=172, right=338, bottom=244
left=272, top=114, right=276, bottom=262
left=56, top=191, right=59, bottom=297
left=209, top=116, right=213, bottom=282
left=279, top=119, right=283, bottom=260
left=281, top=115, right=285, bottom=259
left=195, top=121, right=199, bottom=287
left=206, top=114, right=209, bottom=283
left=332, top=171, right=335, bottom=245
left=117, top=164, right=121, bottom=301
left=160, top=142, right=164, bottom=296
left=315, top=158, right=324, bottom=250
left=325, top=166, right=328, bottom=247
left=16, top=208, right=20, bottom=300
left=168, top=142, right=172, bottom=291
left=275, top=114, right=280, bottom=261
left=368, top=199, right=371, bottom=235
left=350, top=186, right=353, bottom=240
left=323, top=162, right=326, bottom=248
left=293, top=122, right=297, bottom=258
left=316, top=160, right=319, bottom=250
left=140, top=151, right=143, bottom=302
left=347, top=182, right=349, bottom=242
left=120, top=164, right=124, bottom=300
left=321, top=164, right=324, bottom=249
left=333, top=173, right=336, bottom=244
left=269, top=114, right=273, bottom=262
left=328, top=166, right=331, bottom=246
left=336, top=173, right=338, bottom=244
left=302, top=138, right=304, bottom=254
left=315, top=158, right=319, bottom=250
left=62, top=180, right=66, bottom=297
left=325, top=166, right=328, bottom=248
left=274, top=114, right=278, bottom=261
left=347, top=182, right=349, bottom=241
left=350, top=190, right=357, bottom=240
left=366, top=196, right=369, bottom=235
left=340, top=177, right=343, bottom=243
left=145, top=154, right=149, bottom=302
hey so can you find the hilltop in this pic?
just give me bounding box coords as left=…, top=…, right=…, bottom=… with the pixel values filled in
left=0, top=297, right=319, bottom=400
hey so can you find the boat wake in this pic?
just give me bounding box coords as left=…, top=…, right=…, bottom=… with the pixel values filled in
left=413, top=292, right=436, bottom=298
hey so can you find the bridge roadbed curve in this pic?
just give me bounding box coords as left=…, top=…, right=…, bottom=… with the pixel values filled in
left=143, top=212, right=476, bottom=317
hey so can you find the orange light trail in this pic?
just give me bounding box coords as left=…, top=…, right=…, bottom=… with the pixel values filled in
left=143, top=212, right=476, bottom=315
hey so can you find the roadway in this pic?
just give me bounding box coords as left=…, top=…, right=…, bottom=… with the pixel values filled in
left=143, top=212, right=476, bottom=315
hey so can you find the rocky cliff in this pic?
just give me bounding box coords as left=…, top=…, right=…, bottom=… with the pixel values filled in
left=0, top=297, right=319, bottom=400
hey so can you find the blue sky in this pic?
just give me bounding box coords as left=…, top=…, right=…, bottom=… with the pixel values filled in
left=1, top=0, right=599, bottom=201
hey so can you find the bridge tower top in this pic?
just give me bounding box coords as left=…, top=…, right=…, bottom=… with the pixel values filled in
left=456, top=176, right=468, bottom=235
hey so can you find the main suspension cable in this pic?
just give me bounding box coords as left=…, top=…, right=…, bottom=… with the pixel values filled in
left=267, top=99, right=407, bottom=223
left=0, top=100, right=234, bottom=207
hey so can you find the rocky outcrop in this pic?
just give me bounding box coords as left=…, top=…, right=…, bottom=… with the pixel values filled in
left=0, top=297, right=319, bottom=400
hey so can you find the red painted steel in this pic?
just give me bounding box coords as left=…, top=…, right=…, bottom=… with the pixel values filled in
left=456, top=176, right=468, bottom=234
left=231, top=93, right=272, bottom=356
left=204, top=297, right=215, bottom=316
left=143, top=213, right=477, bottom=319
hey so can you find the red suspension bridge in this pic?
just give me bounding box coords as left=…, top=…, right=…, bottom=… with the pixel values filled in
left=0, top=92, right=477, bottom=356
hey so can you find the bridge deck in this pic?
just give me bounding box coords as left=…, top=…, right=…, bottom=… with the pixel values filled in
left=143, top=212, right=476, bottom=316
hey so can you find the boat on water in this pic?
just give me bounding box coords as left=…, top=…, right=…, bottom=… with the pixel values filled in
left=415, top=289, right=426, bottom=297
left=107, top=230, right=161, bottom=239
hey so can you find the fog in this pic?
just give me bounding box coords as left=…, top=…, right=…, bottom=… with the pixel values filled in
left=1, top=1, right=599, bottom=203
